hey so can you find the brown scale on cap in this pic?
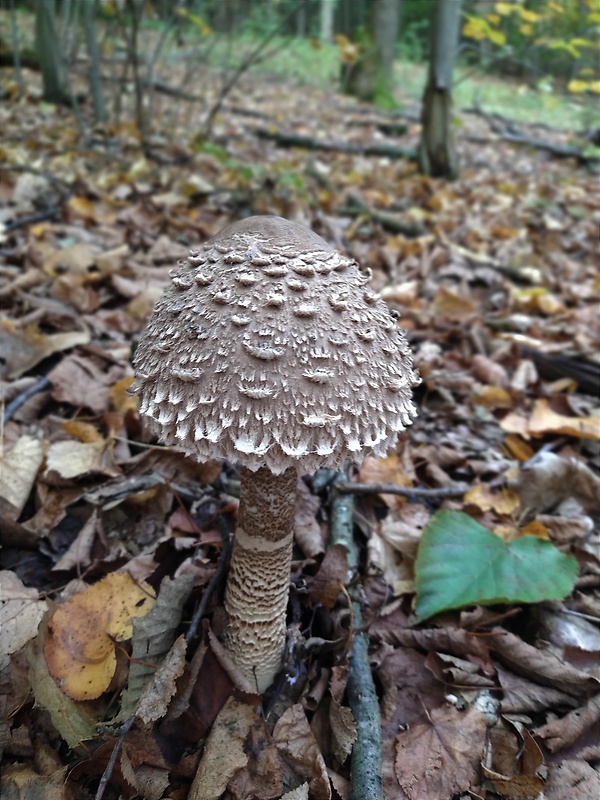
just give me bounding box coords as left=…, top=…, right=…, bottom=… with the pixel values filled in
left=132, top=216, right=419, bottom=693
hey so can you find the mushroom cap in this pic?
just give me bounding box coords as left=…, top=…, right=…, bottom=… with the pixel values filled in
left=132, top=216, right=419, bottom=475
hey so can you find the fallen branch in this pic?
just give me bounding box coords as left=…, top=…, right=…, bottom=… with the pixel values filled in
left=335, top=194, right=425, bottom=238
left=338, top=481, right=471, bottom=499
left=254, top=127, right=417, bottom=160
left=3, top=376, right=50, bottom=423
left=330, top=474, right=384, bottom=800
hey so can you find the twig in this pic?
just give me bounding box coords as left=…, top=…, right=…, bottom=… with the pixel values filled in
left=4, top=208, right=61, bottom=233
left=337, top=481, right=470, bottom=499
left=3, top=376, right=50, bottom=423
left=94, top=716, right=135, bottom=800
left=255, top=127, right=417, bottom=161
left=330, top=474, right=383, bottom=800
left=186, top=513, right=232, bottom=643
left=335, top=194, right=425, bottom=238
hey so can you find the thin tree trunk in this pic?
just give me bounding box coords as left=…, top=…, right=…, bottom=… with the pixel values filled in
left=83, top=0, right=106, bottom=123
left=35, top=0, right=68, bottom=104
left=373, top=0, right=400, bottom=86
left=320, top=0, right=335, bottom=43
left=418, top=0, right=462, bottom=179
left=8, top=0, right=25, bottom=98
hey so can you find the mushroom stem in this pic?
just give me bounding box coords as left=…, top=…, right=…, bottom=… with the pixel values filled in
left=223, top=465, right=297, bottom=693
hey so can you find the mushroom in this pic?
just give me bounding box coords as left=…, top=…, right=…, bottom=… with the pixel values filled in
left=131, top=216, right=419, bottom=693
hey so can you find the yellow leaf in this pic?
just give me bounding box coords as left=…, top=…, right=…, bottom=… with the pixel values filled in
left=44, top=574, right=155, bottom=700
left=67, top=196, right=96, bottom=222
left=568, top=79, right=590, bottom=93
left=521, top=520, right=550, bottom=539
left=473, top=385, right=513, bottom=410
left=489, top=28, right=506, bottom=45
left=495, top=2, right=517, bottom=15
left=62, top=420, right=104, bottom=444
left=110, top=376, right=138, bottom=413
left=486, top=13, right=501, bottom=25
left=520, top=9, right=541, bottom=22
left=433, top=286, right=477, bottom=322
left=503, top=434, right=535, bottom=462
left=528, top=399, right=600, bottom=441
left=519, top=23, right=533, bottom=36
left=464, top=484, right=520, bottom=515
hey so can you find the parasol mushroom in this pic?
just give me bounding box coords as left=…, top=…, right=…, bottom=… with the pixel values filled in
left=131, top=216, right=419, bottom=693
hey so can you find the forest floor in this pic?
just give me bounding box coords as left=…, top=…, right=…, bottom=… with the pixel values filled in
left=1, top=52, right=599, bottom=800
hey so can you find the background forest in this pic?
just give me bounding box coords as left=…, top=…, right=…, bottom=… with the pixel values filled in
left=1, top=2, right=599, bottom=800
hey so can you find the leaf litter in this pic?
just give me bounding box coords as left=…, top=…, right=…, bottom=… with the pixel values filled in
left=0, top=37, right=599, bottom=800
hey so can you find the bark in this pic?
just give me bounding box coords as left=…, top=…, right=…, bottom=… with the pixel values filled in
left=373, top=0, right=400, bottom=85
left=35, top=0, right=69, bottom=104
left=83, top=0, right=106, bottom=123
left=320, top=0, right=336, bottom=43
left=418, top=0, right=462, bottom=179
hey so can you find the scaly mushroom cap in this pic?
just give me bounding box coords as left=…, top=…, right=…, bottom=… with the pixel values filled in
left=132, top=216, right=419, bottom=474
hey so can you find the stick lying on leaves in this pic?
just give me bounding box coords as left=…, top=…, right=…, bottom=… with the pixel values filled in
left=331, top=473, right=384, bottom=800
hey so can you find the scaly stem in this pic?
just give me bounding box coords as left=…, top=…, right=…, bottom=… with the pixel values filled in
left=224, top=465, right=297, bottom=693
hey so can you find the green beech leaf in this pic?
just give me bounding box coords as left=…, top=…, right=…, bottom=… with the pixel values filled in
left=414, top=510, right=578, bottom=622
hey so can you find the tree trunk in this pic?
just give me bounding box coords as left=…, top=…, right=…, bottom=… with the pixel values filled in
left=83, top=0, right=106, bottom=123
left=35, top=0, right=68, bottom=104
left=373, top=0, right=400, bottom=86
left=320, top=0, right=335, bottom=43
left=418, top=0, right=462, bottom=179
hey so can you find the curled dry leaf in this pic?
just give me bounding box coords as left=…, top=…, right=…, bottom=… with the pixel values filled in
left=44, top=573, right=155, bottom=700
left=274, top=704, right=331, bottom=800
left=188, top=696, right=256, bottom=800
left=482, top=718, right=546, bottom=800
left=535, top=695, right=600, bottom=753
left=512, top=451, right=600, bottom=516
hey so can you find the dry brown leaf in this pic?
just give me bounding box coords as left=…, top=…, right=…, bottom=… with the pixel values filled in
left=545, top=760, right=599, bottom=800
left=483, top=718, right=546, bottom=800
left=487, top=628, right=600, bottom=697
left=295, top=477, right=324, bottom=558
left=512, top=451, right=600, bottom=515
left=433, top=286, right=477, bottom=322
left=48, top=355, right=113, bottom=414
left=471, top=353, right=509, bottom=387
left=394, top=703, right=487, bottom=799
left=528, top=398, right=600, bottom=441
left=44, top=573, right=155, bottom=700
left=0, top=322, right=90, bottom=379
left=535, top=695, right=600, bottom=753
left=44, top=439, right=120, bottom=482
left=329, top=698, right=356, bottom=765
left=135, top=635, right=187, bottom=724
left=188, top=696, right=256, bottom=800
left=0, top=435, right=44, bottom=520
left=307, top=545, right=348, bottom=610
left=0, top=571, right=47, bottom=670
left=274, top=704, right=331, bottom=800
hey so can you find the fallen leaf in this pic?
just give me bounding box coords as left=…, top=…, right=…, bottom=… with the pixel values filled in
left=188, top=696, right=256, bottom=800
left=0, top=571, right=47, bottom=669
left=395, top=703, right=487, bottom=799
left=0, top=435, right=44, bottom=520
left=44, top=439, right=120, bottom=482
left=44, top=573, right=155, bottom=700
left=528, top=398, right=600, bottom=440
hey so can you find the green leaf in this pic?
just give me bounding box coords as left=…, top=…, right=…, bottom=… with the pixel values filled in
left=414, top=510, right=578, bottom=622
